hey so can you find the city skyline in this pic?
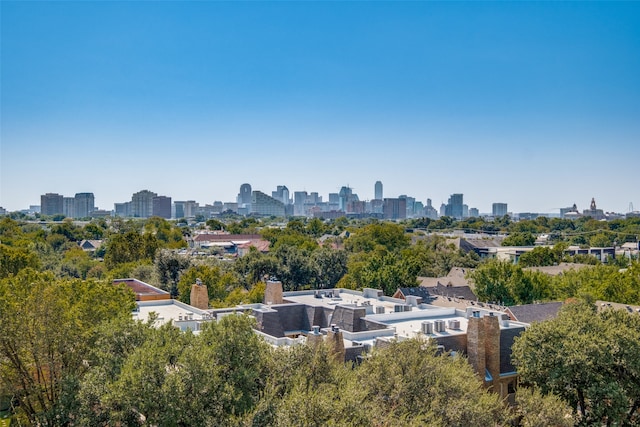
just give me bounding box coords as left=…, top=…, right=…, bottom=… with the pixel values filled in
left=2, top=2, right=639, bottom=213
left=13, top=184, right=631, bottom=217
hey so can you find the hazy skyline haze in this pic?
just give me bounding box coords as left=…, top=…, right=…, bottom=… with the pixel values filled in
left=2, top=1, right=639, bottom=213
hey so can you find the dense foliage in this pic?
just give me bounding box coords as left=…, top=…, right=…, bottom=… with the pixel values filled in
left=512, top=302, right=640, bottom=425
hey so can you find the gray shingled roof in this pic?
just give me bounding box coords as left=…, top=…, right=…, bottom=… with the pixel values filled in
left=506, top=302, right=563, bottom=323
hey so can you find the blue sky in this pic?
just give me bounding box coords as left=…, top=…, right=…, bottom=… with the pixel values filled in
left=2, top=1, right=639, bottom=214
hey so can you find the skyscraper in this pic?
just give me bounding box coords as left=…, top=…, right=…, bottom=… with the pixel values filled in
left=131, top=190, right=157, bottom=218
left=445, top=193, right=464, bottom=219
left=41, top=193, right=63, bottom=216
left=238, top=183, right=252, bottom=206
left=492, top=203, right=508, bottom=217
left=74, top=192, right=95, bottom=218
left=374, top=181, right=383, bottom=200
left=152, top=196, right=172, bottom=219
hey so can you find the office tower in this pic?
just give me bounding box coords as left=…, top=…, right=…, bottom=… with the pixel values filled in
left=272, top=185, right=290, bottom=205
left=374, top=181, right=383, bottom=200
left=152, top=196, right=172, bottom=219
left=383, top=198, right=407, bottom=220
left=131, top=190, right=157, bottom=218
left=63, top=197, right=75, bottom=218
left=492, top=203, right=508, bottom=217
left=41, top=193, right=64, bottom=216
left=445, top=193, right=464, bottom=219
left=114, top=202, right=131, bottom=217
left=469, top=208, right=479, bottom=218
left=463, top=204, right=469, bottom=218
left=293, top=191, right=308, bottom=216
left=238, top=183, right=252, bottom=206
left=425, top=199, right=438, bottom=219
left=74, top=192, right=95, bottom=218
left=251, top=191, right=285, bottom=216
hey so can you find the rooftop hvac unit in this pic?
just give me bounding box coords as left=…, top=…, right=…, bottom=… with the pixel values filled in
left=421, top=321, right=434, bottom=335
left=434, top=319, right=446, bottom=333
left=394, top=304, right=405, bottom=312
left=403, top=305, right=412, bottom=312
left=448, top=319, right=461, bottom=330
left=375, top=306, right=385, bottom=314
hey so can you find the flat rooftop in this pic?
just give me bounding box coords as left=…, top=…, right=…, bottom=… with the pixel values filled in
left=283, top=288, right=416, bottom=314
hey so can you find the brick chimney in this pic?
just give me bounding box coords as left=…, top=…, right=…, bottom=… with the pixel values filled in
left=190, top=278, right=209, bottom=310
left=467, top=314, right=486, bottom=380
left=264, top=280, right=283, bottom=305
left=484, top=313, right=501, bottom=387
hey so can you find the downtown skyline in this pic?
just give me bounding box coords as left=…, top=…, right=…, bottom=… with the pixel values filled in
left=2, top=2, right=639, bottom=213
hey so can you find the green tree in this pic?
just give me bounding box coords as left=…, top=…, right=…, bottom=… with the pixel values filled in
left=502, top=232, right=535, bottom=247
left=344, top=222, right=410, bottom=253
left=154, top=249, right=192, bottom=297
left=0, top=243, right=40, bottom=278
left=512, top=302, right=640, bottom=425
left=312, top=247, right=348, bottom=289
left=513, top=386, right=575, bottom=427
left=78, top=314, right=270, bottom=426
left=0, top=270, right=135, bottom=425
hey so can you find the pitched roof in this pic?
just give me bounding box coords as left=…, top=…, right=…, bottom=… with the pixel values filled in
left=506, top=302, right=563, bottom=323
left=418, top=267, right=473, bottom=288
left=523, top=262, right=592, bottom=276
left=427, top=284, right=478, bottom=301
left=397, top=287, right=433, bottom=301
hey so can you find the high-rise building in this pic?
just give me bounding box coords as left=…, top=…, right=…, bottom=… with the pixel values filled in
left=271, top=185, right=290, bottom=205
left=374, top=181, right=383, bottom=200
left=425, top=199, right=438, bottom=219
left=74, top=192, right=95, bottom=218
left=293, top=191, right=308, bottom=216
left=41, top=193, right=64, bottom=216
left=131, top=190, right=157, bottom=218
left=238, top=184, right=252, bottom=206
left=383, top=198, right=407, bottom=220
left=114, top=202, right=131, bottom=217
left=251, top=191, right=285, bottom=217
left=153, top=196, right=172, bottom=219
left=445, top=193, right=464, bottom=219
left=469, top=207, right=479, bottom=218
left=492, top=203, right=508, bottom=217
left=63, top=197, right=75, bottom=218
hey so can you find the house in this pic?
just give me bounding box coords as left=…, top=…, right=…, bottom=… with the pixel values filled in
left=505, top=302, right=564, bottom=324
left=392, top=287, right=434, bottom=303
left=78, top=239, right=103, bottom=252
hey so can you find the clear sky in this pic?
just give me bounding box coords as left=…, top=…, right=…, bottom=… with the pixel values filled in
left=2, top=1, right=639, bottom=214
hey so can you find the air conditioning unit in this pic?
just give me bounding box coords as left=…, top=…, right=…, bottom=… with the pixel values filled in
left=421, top=321, right=434, bottom=335
left=375, top=306, right=385, bottom=314
left=434, top=319, right=446, bottom=333
left=394, top=304, right=405, bottom=312
left=448, top=319, right=460, bottom=330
